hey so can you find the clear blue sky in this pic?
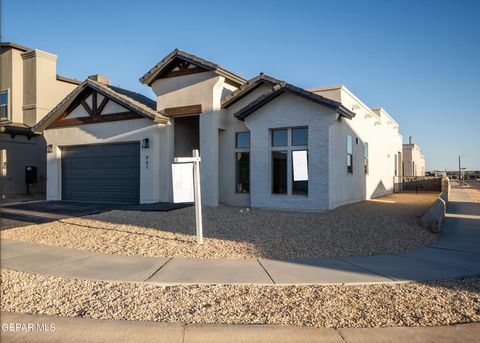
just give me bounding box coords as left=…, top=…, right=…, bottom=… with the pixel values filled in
left=2, top=0, right=479, bottom=171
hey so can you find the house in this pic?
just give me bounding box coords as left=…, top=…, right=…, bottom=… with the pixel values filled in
left=35, top=49, right=403, bottom=211
left=402, top=137, right=426, bottom=177
left=0, top=43, right=80, bottom=200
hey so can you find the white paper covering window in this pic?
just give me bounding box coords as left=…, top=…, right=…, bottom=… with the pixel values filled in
left=292, top=150, right=308, bottom=181
left=172, top=163, right=194, bottom=203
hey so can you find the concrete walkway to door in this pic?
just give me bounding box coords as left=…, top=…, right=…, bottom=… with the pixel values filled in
left=1, top=186, right=479, bottom=285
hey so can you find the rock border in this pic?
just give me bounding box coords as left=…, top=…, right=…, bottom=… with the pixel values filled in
left=421, top=177, right=451, bottom=233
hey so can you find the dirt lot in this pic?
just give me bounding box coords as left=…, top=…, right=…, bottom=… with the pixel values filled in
left=1, top=269, right=478, bottom=328
left=1, top=193, right=438, bottom=259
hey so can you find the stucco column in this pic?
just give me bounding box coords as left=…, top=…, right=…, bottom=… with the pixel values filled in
left=199, top=111, right=219, bottom=207
left=46, top=144, right=61, bottom=200
left=158, top=122, right=174, bottom=202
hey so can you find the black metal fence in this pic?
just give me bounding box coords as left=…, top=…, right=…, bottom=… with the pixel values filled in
left=400, top=177, right=442, bottom=193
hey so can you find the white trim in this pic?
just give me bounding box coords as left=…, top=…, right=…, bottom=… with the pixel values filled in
left=0, top=88, right=11, bottom=123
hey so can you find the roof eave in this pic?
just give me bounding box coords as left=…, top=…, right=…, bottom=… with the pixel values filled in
left=233, top=85, right=356, bottom=121
left=222, top=76, right=281, bottom=109
left=140, top=50, right=246, bottom=87
left=35, top=81, right=168, bottom=132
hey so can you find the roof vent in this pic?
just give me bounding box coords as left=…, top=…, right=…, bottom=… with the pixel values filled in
left=88, top=74, right=110, bottom=85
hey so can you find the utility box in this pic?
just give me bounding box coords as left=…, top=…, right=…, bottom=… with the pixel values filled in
left=25, top=166, right=37, bottom=185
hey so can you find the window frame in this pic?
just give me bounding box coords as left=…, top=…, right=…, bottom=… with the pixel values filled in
left=347, top=134, right=353, bottom=174
left=235, top=131, right=250, bottom=149
left=291, top=149, right=309, bottom=195
left=0, top=89, right=11, bottom=122
left=364, top=142, right=369, bottom=175
left=394, top=153, right=398, bottom=177
left=271, top=128, right=288, bottom=147
left=270, top=127, right=309, bottom=196
left=234, top=131, right=250, bottom=194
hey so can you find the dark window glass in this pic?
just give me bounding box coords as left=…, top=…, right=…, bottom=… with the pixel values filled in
left=272, top=151, right=287, bottom=194
left=235, top=152, right=250, bottom=193
left=0, top=91, right=8, bottom=121
left=292, top=150, right=308, bottom=195
left=236, top=132, right=250, bottom=148
left=272, top=129, right=288, bottom=147
left=347, top=135, right=353, bottom=173
left=394, top=154, right=398, bottom=176
left=291, top=127, right=308, bottom=146
left=364, top=142, right=369, bottom=174
left=347, top=154, right=353, bottom=173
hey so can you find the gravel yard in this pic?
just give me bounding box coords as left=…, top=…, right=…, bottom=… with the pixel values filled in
left=1, top=268, right=479, bottom=328
left=1, top=193, right=438, bottom=259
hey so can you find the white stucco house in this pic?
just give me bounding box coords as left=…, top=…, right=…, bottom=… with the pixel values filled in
left=402, top=138, right=426, bottom=177
left=35, top=49, right=403, bottom=211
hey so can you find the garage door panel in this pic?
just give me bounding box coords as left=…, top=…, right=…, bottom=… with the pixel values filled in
left=61, top=143, right=140, bottom=204
left=62, top=169, right=140, bottom=180
left=62, top=157, right=139, bottom=169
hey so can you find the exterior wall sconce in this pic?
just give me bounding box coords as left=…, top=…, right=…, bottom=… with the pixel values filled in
left=47, top=144, right=53, bottom=153
left=142, top=138, right=150, bottom=149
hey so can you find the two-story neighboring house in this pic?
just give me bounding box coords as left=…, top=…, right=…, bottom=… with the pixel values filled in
left=402, top=137, right=426, bottom=177
left=35, top=49, right=403, bottom=211
left=0, top=42, right=80, bottom=200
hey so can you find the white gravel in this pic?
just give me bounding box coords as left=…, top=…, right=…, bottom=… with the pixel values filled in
left=1, top=193, right=438, bottom=259
left=1, top=268, right=478, bottom=328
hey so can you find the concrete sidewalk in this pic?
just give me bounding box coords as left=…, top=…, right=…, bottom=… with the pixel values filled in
left=1, top=312, right=479, bottom=343
left=1, top=186, right=479, bottom=285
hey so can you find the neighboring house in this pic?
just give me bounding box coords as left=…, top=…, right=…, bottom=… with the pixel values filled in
left=402, top=137, right=426, bottom=177
left=36, top=49, right=403, bottom=211
left=432, top=170, right=447, bottom=178
left=0, top=42, right=80, bottom=200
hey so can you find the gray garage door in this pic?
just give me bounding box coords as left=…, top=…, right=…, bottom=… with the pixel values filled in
left=61, top=143, right=140, bottom=204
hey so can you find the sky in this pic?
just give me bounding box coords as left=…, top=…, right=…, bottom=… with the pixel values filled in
left=1, top=0, right=479, bottom=171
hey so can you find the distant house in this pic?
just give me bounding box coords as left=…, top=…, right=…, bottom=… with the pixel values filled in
left=402, top=137, right=426, bottom=177
left=0, top=43, right=80, bottom=200
left=35, top=49, right=403, bottom=210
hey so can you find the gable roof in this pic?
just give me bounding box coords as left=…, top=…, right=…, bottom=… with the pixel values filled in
left=233, top=79, right=355, bottom=121
left=35, top=79, right=168, bottom=131
left=139, top=49, right=246, bottom=87
left=222, top=73, right=283, bottom=108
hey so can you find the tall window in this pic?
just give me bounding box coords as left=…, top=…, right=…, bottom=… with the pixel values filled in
left=271, top=127, right=308, bottom=195
left=347, top=135, right=353, bottom=173
left=394, top=153, right=398, bottom=176
left=235, top=132, right=250, bottom=193
left=272, top=150, right=287, bottom=194
left=0, top=90, right=9, bottom=121
left=364, top=142, right=369, bottom=174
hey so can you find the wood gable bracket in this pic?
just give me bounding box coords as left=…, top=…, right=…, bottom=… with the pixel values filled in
left=155, top=58, right=208, bottom=80
left=48, top=88, right=143, bottom=129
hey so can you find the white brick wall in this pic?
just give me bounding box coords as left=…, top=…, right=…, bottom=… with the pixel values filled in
left=243, top=93, right=337, bottom=211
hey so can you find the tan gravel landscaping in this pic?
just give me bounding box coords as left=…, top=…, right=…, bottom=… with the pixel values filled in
left=1, top=193, right=438, bottom=259
left=1, top=268, right=479, bottom=328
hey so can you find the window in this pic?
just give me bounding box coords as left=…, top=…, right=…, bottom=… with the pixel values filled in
left=0, top=90, right=9, bottom=121
left=291, top=127, right=308, bottom=146
left=236, top=152, right=250, bottom=193
left=364, top=142, right=369, bottom=174
left=235, top=132, right=250, bottom=193
left=292, top=150, right=308, bottom=195
left=272, top=150, right=287, bottom=194
left=394, top=154, right=398, bottom=176
left=271, top=127, right=309, bottom=195
left=347, top=135, right=353, bottom=173
left=272, top=129, right=288, bottom=147
left=236, top=132, right=250, bottom=148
